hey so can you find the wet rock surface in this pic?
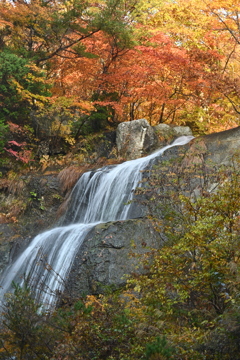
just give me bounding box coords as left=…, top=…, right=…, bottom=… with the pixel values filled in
left=65, top=126, right=240, bottom=297
left=66, top=218, right=160, bottom=297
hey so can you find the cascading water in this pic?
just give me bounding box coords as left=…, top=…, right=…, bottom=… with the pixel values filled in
left=0, top=136, right=194, bottom=308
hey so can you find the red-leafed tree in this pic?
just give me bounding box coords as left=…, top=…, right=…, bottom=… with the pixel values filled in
left=53, top=28, right=228, bottom=133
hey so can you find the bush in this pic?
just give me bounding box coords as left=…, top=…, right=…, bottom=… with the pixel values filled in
left=0, top=283, right=60, bottom=359
left=145, top=336, right=176, bottom=360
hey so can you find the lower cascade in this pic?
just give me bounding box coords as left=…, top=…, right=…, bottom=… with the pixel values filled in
left=0, top=136, right=194, bottom=308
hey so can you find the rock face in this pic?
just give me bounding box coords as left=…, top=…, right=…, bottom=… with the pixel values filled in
left=65, top=126, right=240, bottom=297
left=1, top=123, right=240, bottom=302
left=116, top=119, right=158, bottom=159
left=201, top=126, right=240, bottom=165
left=0, top=225, right=17, bottom=276
left=66, top=218, right=160, bottom=297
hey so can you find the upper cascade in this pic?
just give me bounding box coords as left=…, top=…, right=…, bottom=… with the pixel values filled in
left=0, top=135, right=194, bottom=308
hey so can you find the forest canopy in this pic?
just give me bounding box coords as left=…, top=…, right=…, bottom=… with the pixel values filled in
left=0, top=0, right=239, bottom=157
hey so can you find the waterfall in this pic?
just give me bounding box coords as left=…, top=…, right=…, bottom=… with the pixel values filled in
left=0, top=135, right=194, bottom=308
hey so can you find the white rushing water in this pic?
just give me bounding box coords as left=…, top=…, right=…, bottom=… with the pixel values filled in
left=0, top=136, right=194, bottom=308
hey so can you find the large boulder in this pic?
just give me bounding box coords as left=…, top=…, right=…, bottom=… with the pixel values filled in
left=65, top=218, right=160, bottom=297
left=116, top=119, right=158, bottom=159
left=116, top=119, right=193, bottom=158
left=154, top=124, right=193, bottom=146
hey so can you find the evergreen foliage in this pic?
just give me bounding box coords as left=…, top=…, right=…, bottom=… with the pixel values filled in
left=0, top=49, right=50, bottom=125
left=145, top=336, right=176, bottom=359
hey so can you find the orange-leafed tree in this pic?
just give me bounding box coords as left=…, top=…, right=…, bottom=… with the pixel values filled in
left=50, top=29, right=223, bottom=130
left=52, top=20, right=238, bottom=134
left=132, top=0, right=240, bottom=131
left=0, top=0, right=136, bottom=146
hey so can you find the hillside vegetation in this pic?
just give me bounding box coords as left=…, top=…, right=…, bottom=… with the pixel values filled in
left=0, top=1, right=240, bottom=359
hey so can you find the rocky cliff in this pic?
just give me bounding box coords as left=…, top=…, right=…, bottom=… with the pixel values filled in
left=1, top=121, right=240, bottom=302
left=64, top=124, right=240, bottom=298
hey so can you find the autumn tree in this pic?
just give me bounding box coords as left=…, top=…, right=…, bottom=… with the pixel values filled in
left=0, top=0, right=133, bottom=63
left=1, top=0, right=239, bottom=159
left=0, top=0, right=136, bottom=156
left=0, top=286, right=145, bottom=360
left=93, top=30, right=225, bottom=130
left=52, top=13, right=238, bottom=133
left=131, top=0, right=240, bottom=131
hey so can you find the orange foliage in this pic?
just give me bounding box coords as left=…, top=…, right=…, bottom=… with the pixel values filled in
left=0, top=0, right=239, bottom=135
left=52, top=28, right=236, bottom=131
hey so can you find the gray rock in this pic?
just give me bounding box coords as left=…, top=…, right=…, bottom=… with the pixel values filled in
left=65, top=126, right=240, bottom=298
left=65, top=218, right=161, bottom=297
left=201, top=126, right=240, bottom=165
left=153, top=124, right=174, bottom=145
left=116, top=119, right=158, bottom=159
left=116, top=119, right=192, bottom=158
left=173, top=126, right=193, bottom=137
left=154, top=124, right=193, bottom=147
left=154, top=123, right=172, bottom=132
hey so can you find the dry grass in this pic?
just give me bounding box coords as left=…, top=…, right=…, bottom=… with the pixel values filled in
left=57, top=155, right=126, bottom=194
left=57, top=166, right=86, bottom=193
left=0, top=177, right=26, bottom=195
